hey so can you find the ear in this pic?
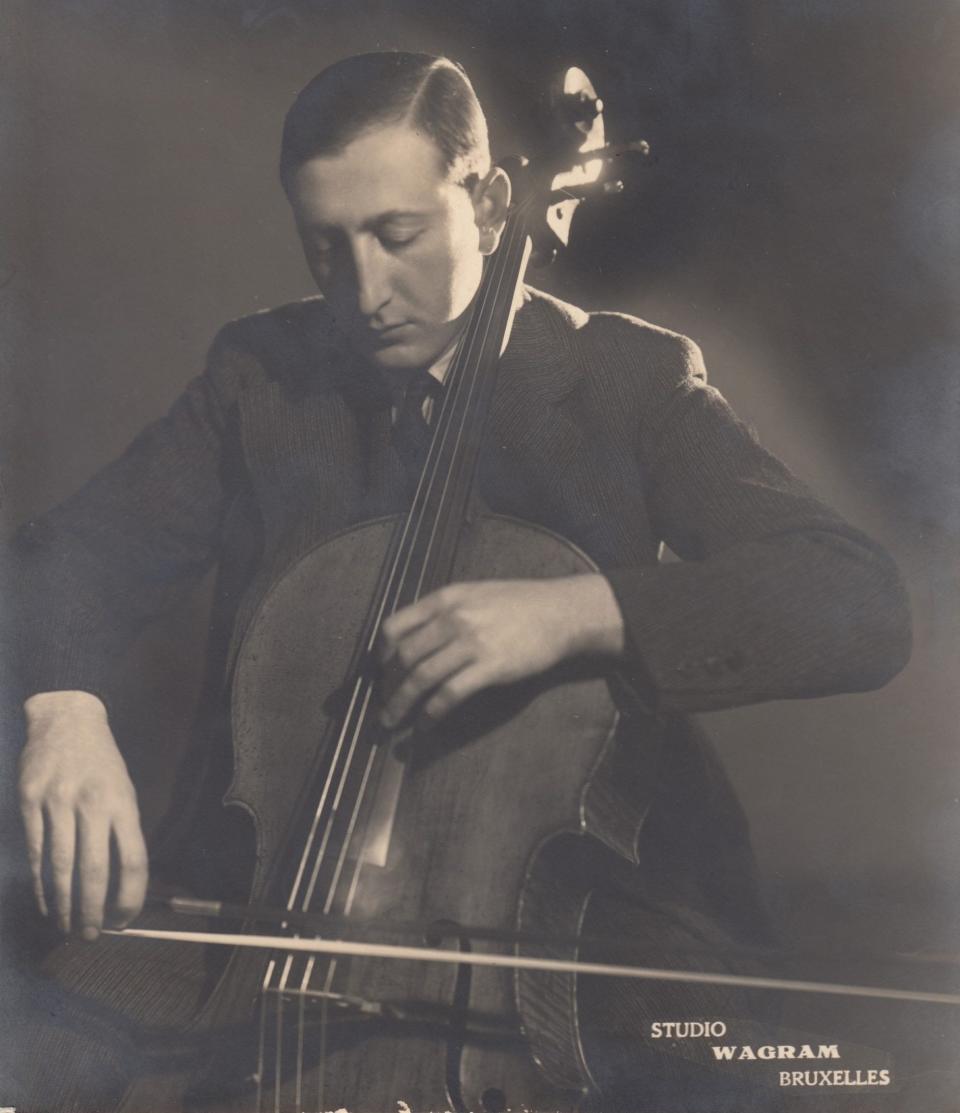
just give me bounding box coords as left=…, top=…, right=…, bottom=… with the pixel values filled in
left=471, top=167, right=512, bottom=255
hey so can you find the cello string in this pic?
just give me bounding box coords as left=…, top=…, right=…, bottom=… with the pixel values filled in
left=273, top=985, right=283, bottom=1113
left=261, top=200, right=519, bottom=1093
left=342, top=199, right=532, bottom=652
left=295, top=987, right=306, bottom=1113
left=266, top=225, right=510, bottom=1087
left=317, top=992, right=329, bottom=1113
left=298, top=685, right=378, bottom=914
left=265, top=220, right=498, bottom=1013
left=387, top=195, right=539, bottom=599
left=273, top=200, right=514, bottom=932
left=261, top=956, right=280, bottom=1109
left=411, top=223, right=531, bottom=602
left=281, top=203, right=527, bottom=931
left=317, top=208, right=531, bottom=918
left=256, top=979, right=267, bottom=1111
left=274, top=950, right=301, bottom=1110
left=363, top=195, right=537, bottom=638
left=348, top=203, right=534, bottom=646
left=269, top=432, right=445, bottom=987
left=284, top=708, right=380, bottom=1098
left=264, top=209, right=530, bottom=1113
left=294, top=683, right=382, bottom=1007
left=284, top=679, right=372, bottom=909
left=308, top=207, right=532, bottom=931
left=283, top=289, right=495, bottom=1001
left=320, top=205, right=531, bottom=874
left=300, top=205, right=531, bottom=947
left=264, top=361, right=460, bottom=1102
left=272, top=214, right=523, bottom=1099
left=250, top=145, right=569, bottom=1089
left=387, top=197, right=535, bottom=611
left=270, top=198, right=535, bottom=1089
left=285, top=221, right=531, bottom=1104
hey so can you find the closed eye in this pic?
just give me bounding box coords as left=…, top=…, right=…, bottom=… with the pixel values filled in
left=379, top=229, right=423, bottom=250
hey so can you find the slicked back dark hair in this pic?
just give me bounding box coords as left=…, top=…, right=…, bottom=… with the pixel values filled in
left=279, top=52, right=490, bottom=193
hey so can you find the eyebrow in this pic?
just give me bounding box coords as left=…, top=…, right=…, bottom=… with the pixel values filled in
left=301, top=209, right=433, bottom=234
left=365, top=209, right=432, bottom=228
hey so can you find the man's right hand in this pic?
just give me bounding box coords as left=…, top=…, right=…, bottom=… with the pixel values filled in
left=18, top=691, right=149, bottom=941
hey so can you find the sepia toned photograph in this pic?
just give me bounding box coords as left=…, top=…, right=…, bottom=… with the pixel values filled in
left=1, top=1, right=958, bottom=1110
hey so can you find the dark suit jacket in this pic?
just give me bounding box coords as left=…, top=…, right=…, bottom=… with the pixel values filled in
left=10, top=286, right=911, bottom=939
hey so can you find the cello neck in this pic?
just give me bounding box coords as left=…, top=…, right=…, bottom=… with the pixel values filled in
left=389, top=196, right=534, bottom=611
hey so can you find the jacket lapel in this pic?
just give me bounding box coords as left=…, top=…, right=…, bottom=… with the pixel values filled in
left=486, top=292, right=655, bottom=568
left=482, top=290, right=585, bottom=505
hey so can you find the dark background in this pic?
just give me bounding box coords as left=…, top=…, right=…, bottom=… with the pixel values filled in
left=2, top=0, right=959, bottom=1097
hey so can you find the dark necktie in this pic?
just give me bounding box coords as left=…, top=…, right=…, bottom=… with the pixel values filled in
left=392, top=370, right=442, bottom=487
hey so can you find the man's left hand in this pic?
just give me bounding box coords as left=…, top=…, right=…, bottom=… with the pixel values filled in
left=378, top=574, right=624, bottom=728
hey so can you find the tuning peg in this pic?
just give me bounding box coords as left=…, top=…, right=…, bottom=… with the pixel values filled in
left=623, top=139, right=651, bottom=157
left=571, top=139, right=651, bottom=168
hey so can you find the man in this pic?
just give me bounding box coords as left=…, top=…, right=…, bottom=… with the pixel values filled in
left=8, top=51, right=910, bottom=1110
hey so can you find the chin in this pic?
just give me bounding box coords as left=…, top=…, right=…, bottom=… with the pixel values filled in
left=367, top=345, right=422, bottom=371
left=369, top=337, right=446, bottom=372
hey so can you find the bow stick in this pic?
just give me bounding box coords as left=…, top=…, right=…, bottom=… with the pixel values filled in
left=147, top=891, right=959, bottom=971
left=102, top=926, right=960, bottom=1008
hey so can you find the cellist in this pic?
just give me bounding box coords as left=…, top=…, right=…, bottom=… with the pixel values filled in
left=8, top=51, right=910, bottom=1109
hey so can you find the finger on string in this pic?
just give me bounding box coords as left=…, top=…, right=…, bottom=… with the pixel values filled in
left=46, top=803, right=77, bottom=935
left=381, top=586, right=455, bottom=645
left=383, top=612, right=457, bottom=674
left=110, top=810, right=149, bottom=928
left=20, top=802, right=48, bottom=918
left=423, top=662, right=493, bottom=721
left=77, top=806, right=111, bottom=941
left=381, top=641, right=474, bottom=728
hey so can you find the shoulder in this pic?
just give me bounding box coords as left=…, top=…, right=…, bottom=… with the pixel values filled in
left=200, top=296, right=341, bottom=402
left=519, top=285, right=707, bottom=394
left=211, top=295, right=335, bottom=365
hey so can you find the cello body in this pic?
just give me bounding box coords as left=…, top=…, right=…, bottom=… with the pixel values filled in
left=218, top=512, right=766, bottom=1112
left=221, top=511, right=629, bottom=1112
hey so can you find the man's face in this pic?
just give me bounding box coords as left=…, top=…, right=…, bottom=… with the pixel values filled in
left=287, top=121, right=491, bottom=373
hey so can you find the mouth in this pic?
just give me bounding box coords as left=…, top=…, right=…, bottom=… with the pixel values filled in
left=369, top=322, right=414, bottom=344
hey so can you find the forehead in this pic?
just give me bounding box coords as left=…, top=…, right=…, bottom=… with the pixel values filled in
left=288, top=121, right=456, bottom=228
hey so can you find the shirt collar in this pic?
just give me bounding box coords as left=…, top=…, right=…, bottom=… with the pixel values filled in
left=425, top=333, right=460, bottom=387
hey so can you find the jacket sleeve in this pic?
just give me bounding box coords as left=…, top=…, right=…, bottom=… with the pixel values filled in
left=7, top=324, right=255, bottom=710
left=600, top=321, right=912, bottom=714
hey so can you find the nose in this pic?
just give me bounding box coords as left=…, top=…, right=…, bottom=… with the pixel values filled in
left=351, top=237, right=392, bottom=320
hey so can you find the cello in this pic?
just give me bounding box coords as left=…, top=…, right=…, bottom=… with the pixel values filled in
left=159, top=66, right=659, bottom=1113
